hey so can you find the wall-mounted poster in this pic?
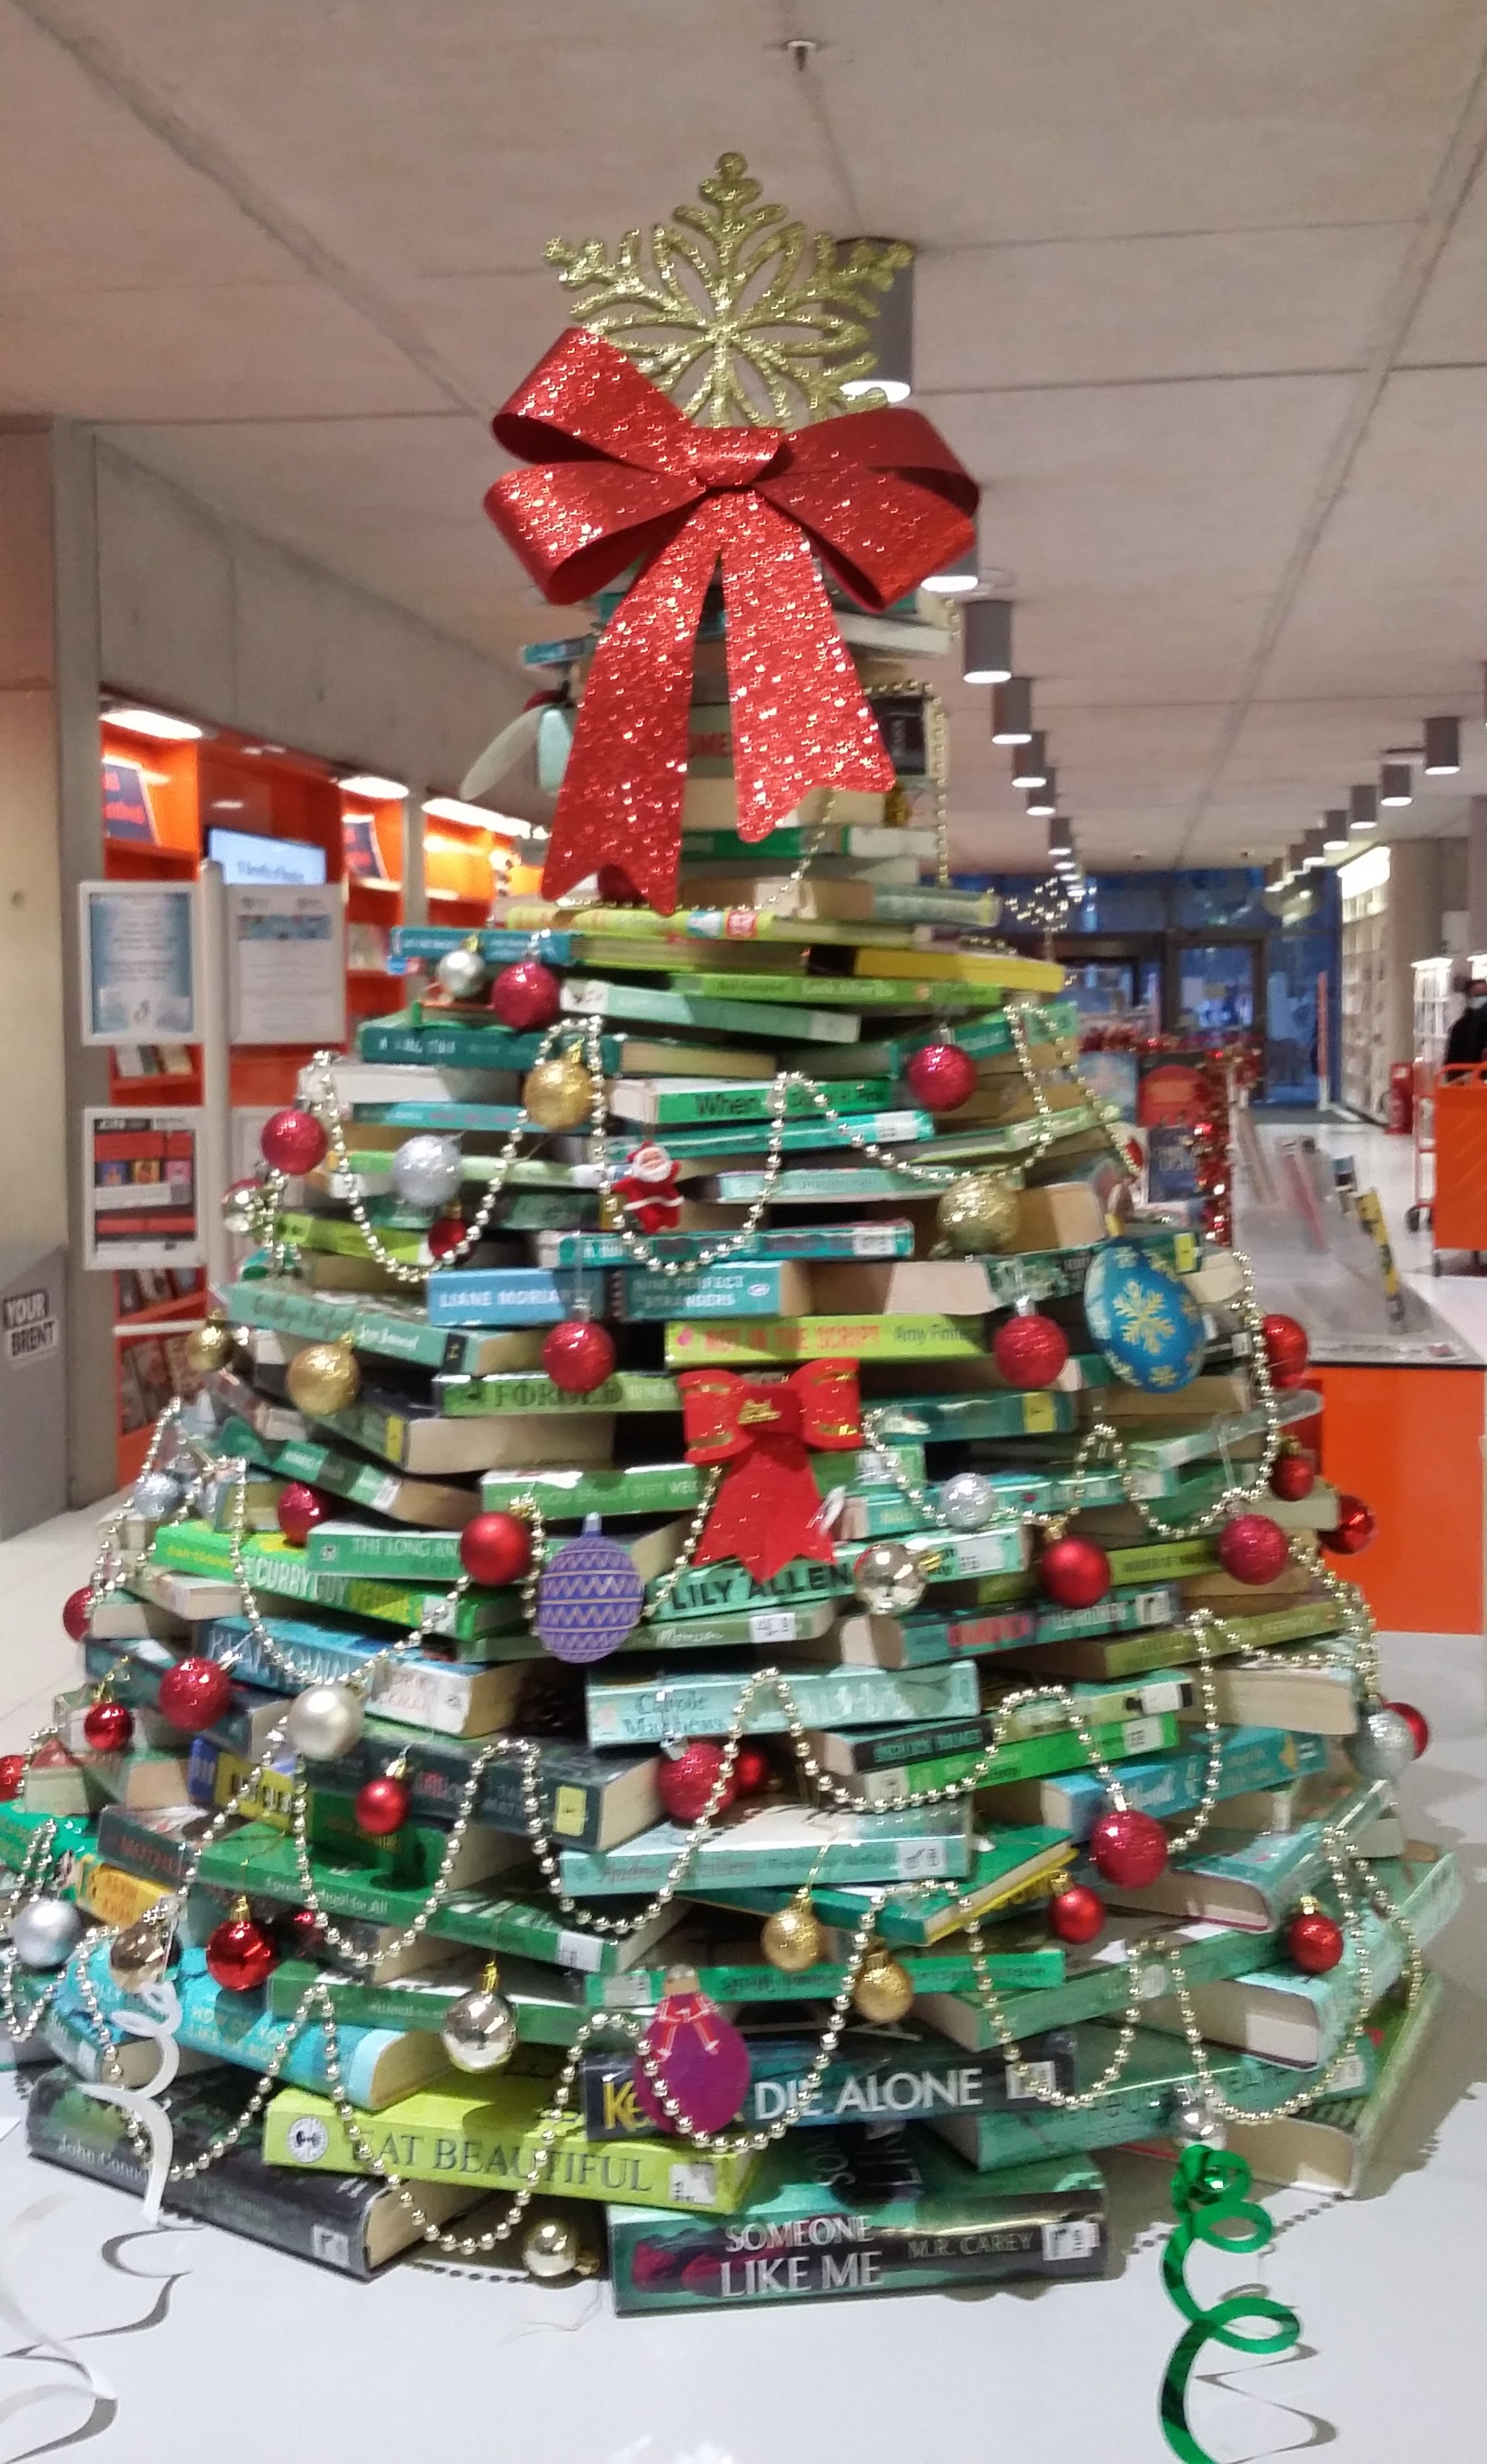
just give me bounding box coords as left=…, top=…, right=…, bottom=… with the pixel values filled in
left=228, top=884, right=345, bottom=1046
left=83, top=1109, right=202, bottom=1269
left=100, top=756, right=158, bottom=845
left=79, top=881, right=198, bottom=1045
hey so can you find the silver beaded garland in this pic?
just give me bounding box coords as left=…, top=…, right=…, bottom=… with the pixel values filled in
left=284, top=1682, right=365, bottom=1761
left=390, top=1134, right=463, bottom=1211
left=11, top=1896, right=83, bottom=1969
left=852, top=1541, right=926, bottom=1616
left=938, top=1472, right=998, bottom=1533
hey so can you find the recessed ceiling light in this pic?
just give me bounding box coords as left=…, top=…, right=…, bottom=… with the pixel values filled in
left=105, top=705, right=203, bottom=743
left=922, top=545, right=978, bottom=595
left=340, top=772, right=409, bottom=801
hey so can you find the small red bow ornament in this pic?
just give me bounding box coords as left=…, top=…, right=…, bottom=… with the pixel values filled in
left=678, top=1360, right=862, bottom=1581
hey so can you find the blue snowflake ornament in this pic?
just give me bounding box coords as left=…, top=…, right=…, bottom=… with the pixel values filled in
left=1084, top=1241, right=1206, bottom=1394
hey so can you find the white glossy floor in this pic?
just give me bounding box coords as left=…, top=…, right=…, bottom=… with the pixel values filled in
left=0, top=1121, right=1482, bottom=2464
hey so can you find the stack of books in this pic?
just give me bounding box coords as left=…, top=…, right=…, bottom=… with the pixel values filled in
left=18, top=585, right=1453, bottom=2309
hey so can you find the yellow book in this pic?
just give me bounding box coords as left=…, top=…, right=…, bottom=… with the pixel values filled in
left=73, top=1858, right=173, bottom=1928
left=854, top=947, right=1065, bottom=992
left=263, top=2074, right=759, bottom=2214
left=665, top=1315, right=988, bottom=1368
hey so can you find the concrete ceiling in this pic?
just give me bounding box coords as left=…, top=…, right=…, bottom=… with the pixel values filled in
left=5, top=0, right=1487, bottom=870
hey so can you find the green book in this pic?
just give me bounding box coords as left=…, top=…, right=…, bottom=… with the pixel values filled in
left=694, top=1828, right=1074, bottom=1945
left=823, top=1713, right=1182, bottom=1810
left=608, top=1077, right=893, bottom=1125
left=562, top=977, right=862, bottom=1044
left=536, top=1223, right=917, bottom=1268
left=597, top=1109, right=931, bottom=1163
left=653, top=1555, right=849, bottom=1620
left=663, top=1313, right=991, bottom=1368
left=933, top=2022, right=1377, bottom=2172
left=1004, top=1599, right=1344, bottom=1681
left=584, top=1658, right=982, bottom=1747
left=0, top=1803, right=94, bottom=1871
left=712, top=1168, right=936, bottom=1203
left=262, top=2075, right=759, bottom=2214
left=223, top=1277, right=553, bottom=1377
left=1225, top=1972, right=1442, bottom=2194
left=915, top=1911, right=1288, bottom=2051
left=680, top=972, right=986, bottom=1010
left=608, top=2137, right=1106, bottom=2312
left=147, top=1524, right=514, bottom=1641
left=358, top=1012, right=621, bottom=1072
left=434, top=1368, right=678, bottom=1415
left=275, top=1211, right=426, bottom=1264
left=577, top=1919, right=1065, bottom=2011
left=557, top=1802, right=973, bottom=1896
left=640, top=1599, right=841, bottom=1654
left=266, top=1955, right=591, bottom=2046
left=867, top=1389, right=1079, bottom=1443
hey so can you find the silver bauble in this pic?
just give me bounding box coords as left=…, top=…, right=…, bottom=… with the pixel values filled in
left=436, top=943, right=489, bottom=1002
left=440, top=1983, right=518, bottom=2073
left=132, top=1469, right=186, bottom=1526
left=284, top=1681, right=365, bottom=1762
left=390, top=1134, right=464, bottom=1211
left=11, top=1896, right=83, bottom=1970
left=852, top=1540, right=926, bottom=1617
left=1348, top=1704, right=1416, bottom=1783
left=1172, top=2092, right=1225, bottom=2149
left=221, top=1180, right=261, bottom=1239
left=939, top=1472, right=997, bottom=1533
left=522, top=2215, right=581, bottom=2281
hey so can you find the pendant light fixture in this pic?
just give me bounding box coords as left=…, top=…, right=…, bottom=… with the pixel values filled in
left=1025, top=768, right=1058, bottom=820
left=1424, top=716, right=1461, bottom=775
left=1322, top=810, right=1349, bottom=851
left=1378, top=764, right=1413, bottom=807
left=961, top=597, right=1013, bottom=682
left=837, top=245, right=914, bottom=403
left=991, top=678, right=1034, bottom=745
left=1010, top=730, right=1048, bottom=789
left=1349, top=784, right=1378, bottom=833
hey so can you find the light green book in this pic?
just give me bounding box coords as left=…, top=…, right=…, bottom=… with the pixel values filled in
left=479, top=1462, right=705, bottom=1519
left=277, top=1211, right=425, bottom=1262
left=584, top=1658, right=982, bottom=1747
left=707, top=1828, right=1075, bottom=1943
left=537, top=1223, right=917, bottom=1268
left=263, top=2075, right=759, bottom=2213
left=266, top=1955, right=590, bottom=2046
left=663, top=1313, right=989, bottom=1368
left=435, top=1368, right=677, bottom=1415
left=557, top=1802, right=974, bottom=1895
left=680, top=972, right=989, bottom=1010
left=147, top=1523, right=515, bottom=1641
left=561, top=977, right=862, bottom=1044
left=608, top=1077, right=892, bottom=1125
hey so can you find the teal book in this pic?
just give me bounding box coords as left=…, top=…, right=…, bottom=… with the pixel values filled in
left=867, top=1389, right=1080, bottom=1442
left=577, top=1921, right=1065, bottom=2011
left=608, top=1077, right=893, bottom=1125
left=266, top=1955, right=591, bottom=2048
left=1015, top=1726, right=1331, bottom=1841
left=588, top=1109, right=932, bottom=1163
left=579, top=2016, right=1077, bottom=2139
left=831, top=1526, right=1028, bottom=1587
left=357, top=1011, right=621, bottom=1071
left=844, top=1585, right=1187, bottom=1668
left=609, top=2134, right=1107, bottom=2313
left=934, top=2020, right=1382, bottom=2172
left=536, top=1223, right=916, bottom=1268
left=651, top=1555, right=849, bottom=1620
left=1084, top=1777, right=1396, bottom=1927
left=612, top=1261, right=810, bottom=1321
left=561, top=977, right=862, bottom=1044
left=389, top=926, right=576, bottom=966
left=557, top=1802, right=974, bottom=1896
left=700, top=1826, right=1074, bottom=1945
left=915, top=1911, right=1289, bottom=2052
left=49, top=1945, right=446, bottom=2113
left=1141, top=1847, right=1462, bottom=2068
left=641, top=1600, right=841, bottom=1654
left=583, top=1658, right=981, bottom=1747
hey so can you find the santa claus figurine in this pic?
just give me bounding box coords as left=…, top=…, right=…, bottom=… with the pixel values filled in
left=611, top=1142, right=683, bottom=1235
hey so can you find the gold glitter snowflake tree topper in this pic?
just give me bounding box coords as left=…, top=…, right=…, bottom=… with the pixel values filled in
left=545, top=152, right=910, bottom=428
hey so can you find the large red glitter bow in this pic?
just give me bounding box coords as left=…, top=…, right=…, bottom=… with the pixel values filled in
left=486, top=328, right=978, bottom=913
left=677, top=1360, right=863, bottom=1581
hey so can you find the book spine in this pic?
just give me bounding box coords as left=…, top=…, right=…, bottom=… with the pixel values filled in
left=663, top=1313, right=985, bottom=1367
left=92, top=1808, right=200, bottom=1888
left=542, top=1223, right=916, bottom=1267
left=436, top=1370, right=673, bottom=1414
left=426, top=1271, right=592, bottom=1326
left=1049, top=1729, right=1327, bottom=1836
left=585, top=1662, right=981, bottom=1747
left=560, top=1820, right=972, bottom=1894
left=611, top=1264, right=797, bottom=1321
left=610, top=2204, right=1106, bottom=2312
left=581, top=2032, right=1076, bottom=2138
left=262, top=2099, right=752, bottom=2211
left=648, top=1556, right=847, bottom=1620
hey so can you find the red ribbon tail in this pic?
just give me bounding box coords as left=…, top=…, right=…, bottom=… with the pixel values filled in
left=719, top=500, right=895, bottom=842
left=539, top=515, right=720, bottom=913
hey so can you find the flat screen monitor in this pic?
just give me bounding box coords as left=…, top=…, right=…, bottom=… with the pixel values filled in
left=207, top=828, right=326, bottom=887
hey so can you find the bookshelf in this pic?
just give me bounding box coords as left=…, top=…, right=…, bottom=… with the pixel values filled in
left=1340, top=848, right=1390, bottom=1121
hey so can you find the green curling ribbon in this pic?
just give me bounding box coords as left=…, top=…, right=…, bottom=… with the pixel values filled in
left=1159, top=2143, right=1302, bottom=2464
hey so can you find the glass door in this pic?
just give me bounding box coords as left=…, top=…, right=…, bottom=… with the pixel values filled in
left=1170, top=940, right=1259, bottom=1038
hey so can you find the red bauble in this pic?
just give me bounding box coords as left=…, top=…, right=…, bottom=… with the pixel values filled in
left=541, top=1319, right=616, bottom=1395
left=1260, top=1313, right=1309, bottom=1385
left=1269, top=1444, right=1316, bottom=1502
left=458, top=1511, right=533, bottom=1588
left=1048, top=1884, right=1105, bottom=1945
left=276, top=1481, right=330, bottom=1547
left=657, top=1742, right=737, bottom=1825
left=491, top=960, right=561, bottom=1032
left=1286, top=1910, right=1344, bottom=1975
left=1216, top=1513, right=1290, bottom=1586
left=993, top=1310, right=1070, bottom=1391
left=355, top=1774, right=411, bottom=1836
left=0, top=1755, right=25, bottom=1801
left=1321, top=1495, right=1375, bottom=1556
left=273, top=1905, right=323, bottom=1959
left=428, top=1217, right=467, bottom=1261
left=1089, top=1807, right=1170, bottom=1888
left=205, top=1910, right=279, bottom=1994
left=260, top=1108, right=328, bottom=1177
left=731, top=1744, right=772, bottom=1799
left=157, top=1655, right=232, bottom=1733
left=82, top=1700, right=134, bottom=1754
left=1039, top=1534, right=1110, bottom=1609
left=905, top=1042, right=978, bottom=1114
left=62, top=1587, right=92, bottom=1642
left=1383, top=1700, right=1429, bottom=1760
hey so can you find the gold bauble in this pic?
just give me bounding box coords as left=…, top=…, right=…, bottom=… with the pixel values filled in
left=761, top=1896, right=824, bottom=1975
left=936, top=1168, right=1019, bottom=1256
left=523, top=1052, right=595, bottom=1132
left=109, top=1914, right=172, bottom=1993
left=286, top=1340, right=360, bottom=1418
left=852, top=1946, right=915, bottom=2024
left=184, top=1317, right=236, bottom=1377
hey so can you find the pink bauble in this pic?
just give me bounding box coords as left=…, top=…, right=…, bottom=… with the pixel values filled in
left=905, top=1042, right=977, bottom=1114
left=276, top=1481, right=330, bottom=1548
left=1089, top=1807, right=1170, bottom=1887
left=260, top=1108, right=327, bottom=1176
left=1217, top=1513, right=1289, bottom=1586
left=540, top=1320, right=616, bottom=1395
left=633, top=1986, right=752, bottom=2135
left=491, top=961, right=561, bottom=1032
left=993, top=1311, right=1070, bottom=1390
left=658, top=1742, right=736, bottom=1825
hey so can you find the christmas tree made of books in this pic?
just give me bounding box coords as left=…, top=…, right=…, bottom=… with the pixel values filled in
left=5, top=160, right=1454, bottom=2381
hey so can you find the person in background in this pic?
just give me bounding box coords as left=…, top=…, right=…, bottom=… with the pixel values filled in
left=1444, top=977, right=1487, bottom=1070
